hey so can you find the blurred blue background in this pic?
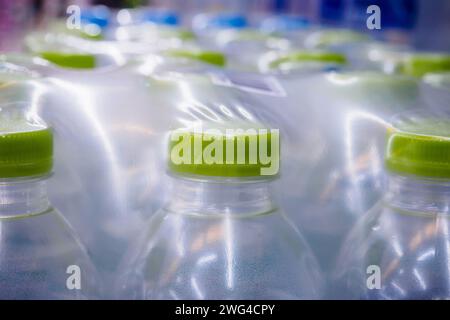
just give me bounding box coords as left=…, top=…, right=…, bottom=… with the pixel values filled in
left=1, top=0, right=449, bottom=51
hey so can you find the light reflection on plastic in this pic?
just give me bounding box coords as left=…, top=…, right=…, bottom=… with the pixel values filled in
left=47, top=78, right=127, bottom=218
left=327, top=73, right=359, bottom=86
left=197, top=254, right=218, bottom=266
left=191, top=276, right=205, bottom=299
left=344, top=109, right=391, bottom=214
left=417, top=248, right=435, bottom=262
left=225, top=215, right=234, bottom=290
left=391, top=281, right=407, bottom=296
left=412, top=268, right=427, bottom=291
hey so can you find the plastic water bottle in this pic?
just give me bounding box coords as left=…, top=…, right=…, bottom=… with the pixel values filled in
left=118, top=127, right=323, bottom=299
left=333, top=112, right=450, bottom=299
left=278, top=71, right=420, bottom=275
left=0, top=103, right=98, bottom=299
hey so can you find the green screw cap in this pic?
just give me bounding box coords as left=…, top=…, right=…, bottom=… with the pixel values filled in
left=166, top=50, right=226, bottom=67
left=385, top=119, right=450, bottom=179
left=0, top=128, right=53, bottom=178
left=400, top=53, right=450, bottom=78
left=39, top=51, right=96, bottom=69
left=268, top=51, right=346, bottom=70
left=168, top=128, right=280, bottom=177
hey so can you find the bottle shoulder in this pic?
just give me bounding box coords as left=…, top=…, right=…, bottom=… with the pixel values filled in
left=118, top=208, right=323, bottom=299
left=334, top=200, right=450, bottom=299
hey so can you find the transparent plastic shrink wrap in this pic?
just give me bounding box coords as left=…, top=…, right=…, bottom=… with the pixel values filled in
left=4, top=50, right=322, bottom=299
left=421, top=72, right=450, bottom=116
left=130, top=47, right=227, bottom=74
left=2, top=40, right=233, bottom=297
left=24, top=29, right=127, bottom=70
left=0, top=61, right=43, bottom=104
left=1, top=60, right=160, bottom=296
left=258, top=49, right=347, bottom=74
left=116, top=71, right=324, bottom=300
left=259, top=15, right=313, bottom=47
left=325, top=41, right=412, bottom=73
left=303, top=29, right=370, bottom=50
left=1, top=53, right=55, bottom=77
left=208, top=29, right=291, bottom=72
left=29, top=66, right=173, bottom=297
left=333, top=110, right=450, bottom=299
left=0, top=102, right=99, bottom=299
left=399, top=53, right=450, bottom=116
left=262, top=68, right=422, bottom=283
left=111, top=22, right=196, bottom=50
left=296, top=28, right=418, bottom=73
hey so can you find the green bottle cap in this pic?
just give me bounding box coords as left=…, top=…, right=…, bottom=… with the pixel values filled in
left=166, top=50, right=226, bottom=67
left=39, top=51, right=96, bottom=69
left=168, top=127, right=280, bottom=178
left=0, top=114, right=52, bottom=178
left=268, top=51, right=347, bottom=70
left=400, top=53, right=450, bottom=78
left=385, top=119, right=450, bottom=179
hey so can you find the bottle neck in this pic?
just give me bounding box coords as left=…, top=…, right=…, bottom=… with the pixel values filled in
left=165, top=175, right=278, bottom=217
left=385, top=174, right=450, bottom=214
left=0, top=177, right=51, bottom=218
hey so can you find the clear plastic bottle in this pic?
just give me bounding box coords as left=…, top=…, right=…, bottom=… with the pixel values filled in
left=0, top=104, right=98, bottom=299
left=118, top=127, right=323, bottom=299
left=279, top=71, right=420, bottom=275
left=333, top=113, right=450, bottom=299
